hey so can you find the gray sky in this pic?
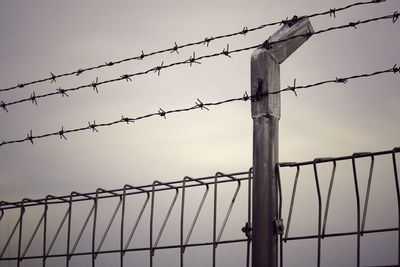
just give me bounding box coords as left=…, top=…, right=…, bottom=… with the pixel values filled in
left=0, top=0, right=399, bottom=266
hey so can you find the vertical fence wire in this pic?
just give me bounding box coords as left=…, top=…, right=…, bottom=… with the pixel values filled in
left=392, top=148, right=400, bottom=266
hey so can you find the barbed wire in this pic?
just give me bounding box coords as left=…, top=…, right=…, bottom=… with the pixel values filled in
left=0, top=64, right=398, bottom=148
left=0, top=12, right=398, bottom=113
left=0, top=0, right=391, bottom=94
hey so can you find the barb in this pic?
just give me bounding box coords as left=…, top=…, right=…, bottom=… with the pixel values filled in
left=330, top=9, right=336, bottom=18
left=195, top=99, right=210, bottom=111
left=1, top=12, right=397, bottom=112
left=0, top=101, right=8, bottom=113
left=121, top=116, right=132, bottom=124
left=154, top=62, right=164, bottom=76
left=57, top=87, right=69, bottom=97
left=27, top=130, right=34, bottom=145
left=50, top=73, right=57, bottom=83
left=88, top=121, right=99, bottom=133
left=158, top=108, right=167, bottom=119
left=222, top=44, right=231, bottom=58
left=30, top=92, right=38, bottom=106
left=0, top=0, right=389, bottom=93
left=0, top=64, right=398, bottom=148
left=171, top=42, right=179, bottom=54
left=287, top=79, right=298, bottom=96
left=59, top=127, right=67, bottom=140
left=188, top=52, right=201, bottom=67
left=92, top=77, right=99, bottom=93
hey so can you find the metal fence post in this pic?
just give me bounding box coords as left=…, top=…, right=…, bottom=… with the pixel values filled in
left=251, top=18, right=313, bottom=267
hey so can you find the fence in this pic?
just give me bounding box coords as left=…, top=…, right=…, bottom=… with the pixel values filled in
left=0, top=171, right=252, bottom=267
left=277, top=147, right=400, bottom=267
left=1, top=148, right=399, bottom=266
left=0, top=1, right=399, bottom=266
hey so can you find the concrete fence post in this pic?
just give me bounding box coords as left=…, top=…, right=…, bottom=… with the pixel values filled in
left=251, top=18, right=313, bottom=267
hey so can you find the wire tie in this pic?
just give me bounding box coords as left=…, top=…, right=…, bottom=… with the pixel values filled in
left=76, top=69, right=84, bottom=76
left=282, top=16, right=301, bottom=27
left=171, top=42, right=179, bottom=54
left=57, top=87, right=69, bottom=97
left=262, top=39, right=272, bottom=50
left=287, top=79, right=297, bottom=96
left=195, top=99, right=209, bottom=111
left=92, top=77, right=99, bottom=93
left=31, top=92, right=38, bottom=105
left=27, top=130, right=34, bottom=145
left=203, top=37, right=213, bottom=47
left=330, top=8, right=336, bottom=18
left=139, top=50, right=145, bottom=60
left=121, top=74, right=132, bottom=82
left=189, top=52, right=201, bottom=66
left=281, top=17, right=289, bottom=25
left=0, top=101, right=8, bottom=113
left=158, top=108, right=166, bottom=119
left=154, top=62, right=164, bottom=76
left=105, top=61, right=114, bottom=66
left=242, top=91, right=250, bottom=101
left=305, top=30, right=314, bottom=39
left=349, top=21, right=360, bottom=29
left=241, top=27, right=248, bottom=35
left=288, top=16, right=301, bottom=27
left=88, top=121, right=98, bottom=132
left=335, top=77, right=348, bottom=84
left=121, top=116, right=132, bottom=124
left=50, top=72, right=57, bottom=83
left=223, top=44, right=231, bottom=58
left=18, top=83, right=25, bottom=88
left=393, top=11, right=399, bottom=23
left=59, top=127, right=67, bottom=140
left=393, top=64, right=399, bottom=74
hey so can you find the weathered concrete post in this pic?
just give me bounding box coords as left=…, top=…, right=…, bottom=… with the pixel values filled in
left=251, top=18, right=313, bottom=267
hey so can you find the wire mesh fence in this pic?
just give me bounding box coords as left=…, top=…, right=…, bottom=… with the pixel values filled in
left=1, top=148, right=399, bottom=267
left=0, top=171, right=251, bottom=267
left=277, top=147, right=400, bottom=267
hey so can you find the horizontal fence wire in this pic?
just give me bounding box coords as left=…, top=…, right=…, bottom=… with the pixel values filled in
left=277, top=147, right=400, bottom=267
left=0, top=171, right=252, bottom=267
left=0, top=64, right=398, bottom=148
left=0, top=0, right=390, bottom=94
left=0, top=11, right=398, bottom=112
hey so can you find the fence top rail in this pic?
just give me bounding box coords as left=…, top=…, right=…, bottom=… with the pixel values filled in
left=2, top=147, right=398, bottom=210
left=279, top=147, right=400, bottom=168
left=0, top=170, right=251, bottom=211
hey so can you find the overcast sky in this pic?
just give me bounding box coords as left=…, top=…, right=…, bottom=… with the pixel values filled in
left=0, top=0, right=399, bottom=266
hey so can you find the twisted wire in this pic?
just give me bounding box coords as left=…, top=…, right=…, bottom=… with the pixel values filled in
left=0, top=0, right=390, bottom=94
left=1, top=64, right=398, bottom=148
left=0, top=12, right=398, bottom=113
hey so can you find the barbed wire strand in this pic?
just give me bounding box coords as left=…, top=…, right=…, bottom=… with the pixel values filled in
left=1, top=64, right=398, bottom=148
left=0, top=12, right=398, bottom=113
left=0, top=0, right=390, bottom=94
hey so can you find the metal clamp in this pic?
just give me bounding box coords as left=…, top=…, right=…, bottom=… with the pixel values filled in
left=241, top=222, right=252, bottom=239
left=274, top=218, right=284, bottom=235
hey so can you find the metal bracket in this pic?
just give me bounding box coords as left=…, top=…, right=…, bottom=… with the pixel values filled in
left=274, top=218, right=284, bottom=236
left=241, top=222, right=252, bottom=239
